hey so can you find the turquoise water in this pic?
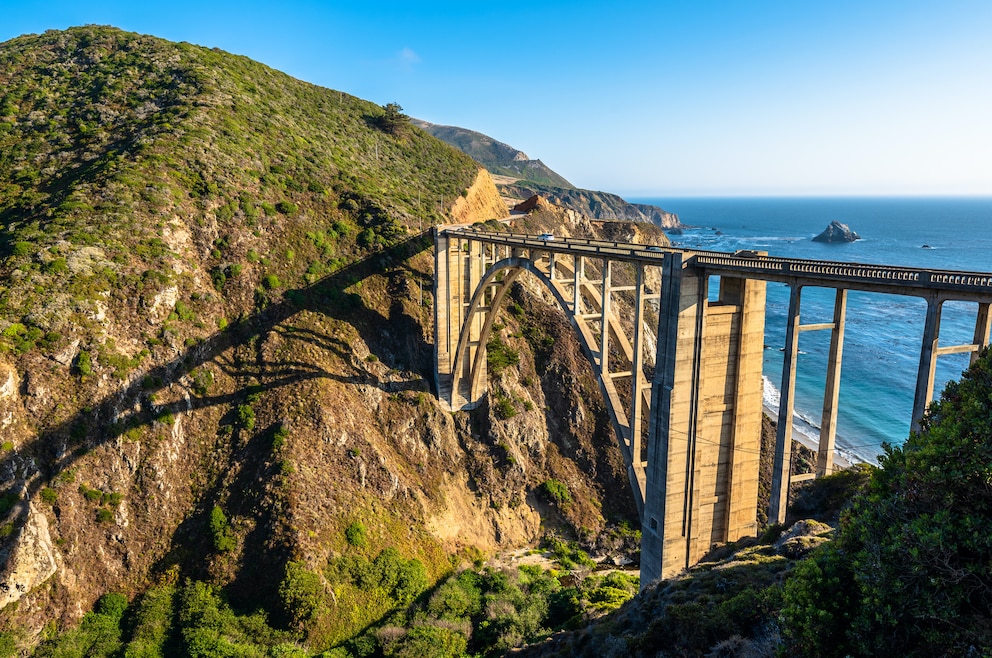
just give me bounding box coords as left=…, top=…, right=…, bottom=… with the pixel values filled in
left=631, top=196, right=992, bottom=462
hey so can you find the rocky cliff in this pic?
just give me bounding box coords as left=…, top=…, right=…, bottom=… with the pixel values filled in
left=505, top=181, right=681, bottom=229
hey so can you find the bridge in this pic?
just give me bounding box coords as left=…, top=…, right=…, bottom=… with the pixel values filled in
left=433, top=228, right=992, bottom=584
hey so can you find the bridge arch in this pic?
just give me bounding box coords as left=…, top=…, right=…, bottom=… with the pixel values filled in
left=444, top=251, right=649, bottom=513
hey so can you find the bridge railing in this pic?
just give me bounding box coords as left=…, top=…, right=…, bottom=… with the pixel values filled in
left=446, top=228, right=992, bottom=296
left=692, top=253, right=992, bottom=294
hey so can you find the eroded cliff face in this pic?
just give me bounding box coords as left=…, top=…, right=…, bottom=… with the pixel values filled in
left=449, top=169, right=509, bottom=225
left=0, top=215, right=641, bottom=645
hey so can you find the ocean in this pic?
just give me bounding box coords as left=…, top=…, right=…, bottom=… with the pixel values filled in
left=631, top=196, right=992, bottom=463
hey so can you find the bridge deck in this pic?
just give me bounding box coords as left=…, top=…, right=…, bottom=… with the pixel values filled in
left=446, top=228, right=992, bottom=299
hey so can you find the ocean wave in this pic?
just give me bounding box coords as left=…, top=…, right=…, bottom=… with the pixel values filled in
left=762, top=376, right=865, bottom=464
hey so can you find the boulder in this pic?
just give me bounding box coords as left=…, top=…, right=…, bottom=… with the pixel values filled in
left=774, top=519, right=833, bottom=558
left=812, top=220, right=860, bottom=243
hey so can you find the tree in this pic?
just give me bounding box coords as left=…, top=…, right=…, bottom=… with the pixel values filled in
left=378, top=102, right=409, bottom=135
left=782, top=348, right=992, bottom=656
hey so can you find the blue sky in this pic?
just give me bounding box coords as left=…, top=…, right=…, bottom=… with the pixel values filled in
left=2, top=0, right=991, bottom=196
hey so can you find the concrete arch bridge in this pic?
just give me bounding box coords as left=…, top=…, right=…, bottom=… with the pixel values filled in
left=433, top=228, right=992, bottom=584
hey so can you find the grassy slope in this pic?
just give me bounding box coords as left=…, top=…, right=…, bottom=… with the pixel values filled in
left=0, top=23, right=477, bottom=642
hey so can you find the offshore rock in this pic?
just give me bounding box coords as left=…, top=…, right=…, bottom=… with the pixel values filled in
left=813, top=220, right=860, bottom=243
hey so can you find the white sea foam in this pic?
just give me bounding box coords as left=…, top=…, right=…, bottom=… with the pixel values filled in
left=762, top=376, right=862, bottom=466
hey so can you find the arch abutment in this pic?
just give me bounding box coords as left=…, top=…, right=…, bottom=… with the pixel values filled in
left=770, top=283, right=802, bottom=525
left=911, top=295, right=943, bottom=433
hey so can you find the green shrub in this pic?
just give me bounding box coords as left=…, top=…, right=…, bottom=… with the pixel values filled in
left=97, top=508, right=115, bottom=523
left=123, top=583, right=175, bottom=657
left=76, top=350, right=94, bottom=377
left=486, top=337, right=519, bottom=375
left=782, top=349, right=992, bottom=656
left=191, top=368, right=214, bottom=396
left=0, top=492, right=19, bottom=515
left=345, top=521, right=367, bottom=547
left=275, top=201, right=298, bottom=215
left=263, top=274, right=282, bottom=290
left=174, top=301, right=195, bottom=322
left=237, top=404, right=256, bottom=431
left=541, top=479, right=571, bottom=505
left=40, top=487, right=58, bottom=505
left=272, top=424, right=290, bottom=451
left=541, top=535, right=595, bottom=570
left=209, top=506, right=236, bottom=552
left=279, top=561, right=323, bottom=628
left=493, top=394, right=516, bottom=420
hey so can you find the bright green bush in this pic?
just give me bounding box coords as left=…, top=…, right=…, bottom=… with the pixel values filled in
left=275, top=201, right=297, bottom=215
left=280, top=561, right=323, bottom=628
left=209, top=506, right=236, bottom=553
left=237, top=404, right=256, bottom=431
left=345, top=521, right=366, bottom=547
left=76, top=350, right=94, bottom=377
left=541, top=479, right=571, bottom=505
left=39, top=487, right=58, bottom=505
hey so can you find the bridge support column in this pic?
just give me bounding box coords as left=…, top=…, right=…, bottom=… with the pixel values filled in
left=630, top=264, right=648, bottom=471
left=642, top=263, right=767, bottom=585
left=770, top=284, right=802, bottom=525
left=972, top=302, right=991, bottom=366
left=600, top=260, right=612, bottom=373
left=911, top=296, right=942, bottom=433
left=573, top=255, right=584, bottom=314
left=817, top=289, right=848, bottom=477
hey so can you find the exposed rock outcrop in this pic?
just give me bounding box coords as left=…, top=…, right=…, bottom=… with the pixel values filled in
left=812, top=221, right=861, bottom=243
left=449, top=169, right=508, bottom=225
left=503, top=183, right=680, bottom=228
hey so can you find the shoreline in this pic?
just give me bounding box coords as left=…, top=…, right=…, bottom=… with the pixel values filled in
left=763, top=404, right=858, bottom=471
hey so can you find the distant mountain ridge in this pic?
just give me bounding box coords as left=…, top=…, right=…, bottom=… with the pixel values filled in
left=413, top=120, right=681, bottom=229
left=411, top=119, right=573, bottom=188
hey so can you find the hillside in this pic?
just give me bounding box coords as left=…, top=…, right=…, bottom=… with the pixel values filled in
left=0, top=26, right=657, bottom=654
left=412, top=120, right=681, bottom=229
left=411, top=120, right=573, bottom=189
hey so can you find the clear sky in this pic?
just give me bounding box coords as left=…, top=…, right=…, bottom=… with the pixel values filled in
left=2, top=0, right=991, bottom=197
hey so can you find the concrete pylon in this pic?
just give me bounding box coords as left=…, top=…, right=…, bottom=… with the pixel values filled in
left=641, top=261, right=767, bottom=584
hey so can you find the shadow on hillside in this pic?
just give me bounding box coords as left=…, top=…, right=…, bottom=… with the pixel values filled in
left=0, top=230, right=437, bottom=610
